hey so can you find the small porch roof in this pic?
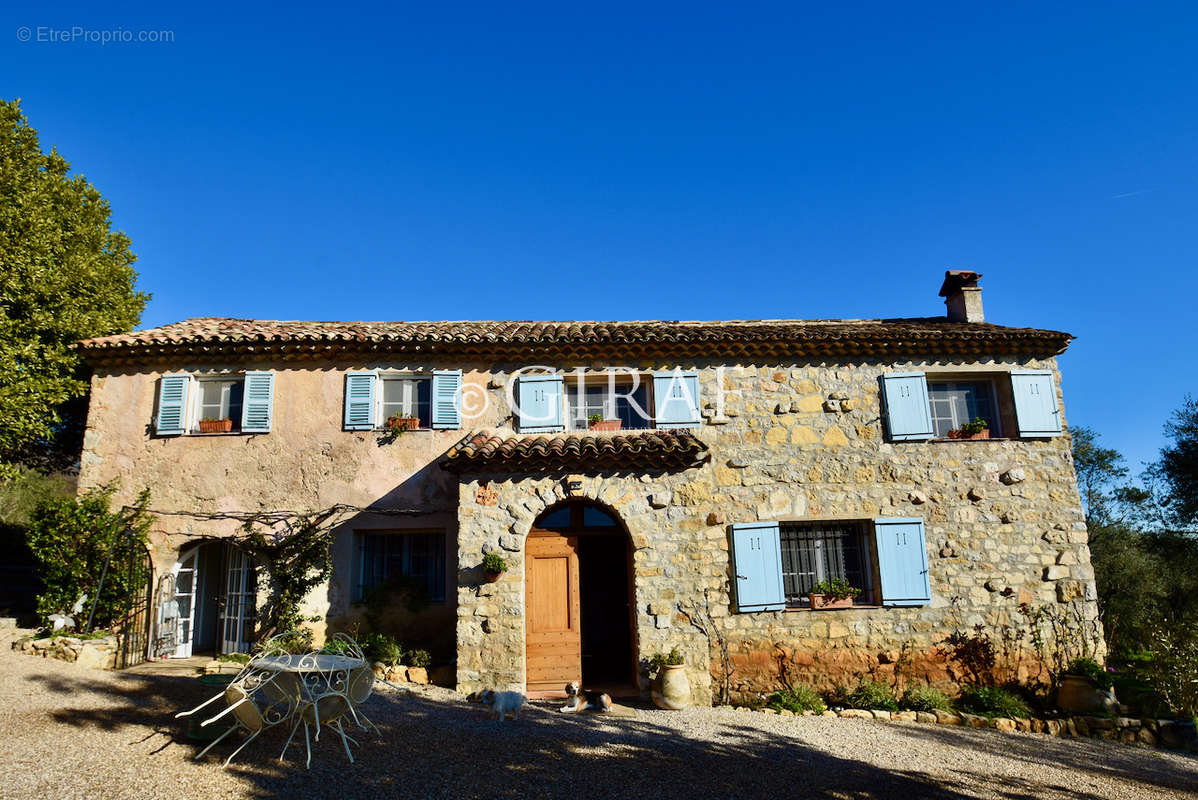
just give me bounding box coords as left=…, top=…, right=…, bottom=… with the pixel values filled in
left=440, top=429, right=710, bottom=475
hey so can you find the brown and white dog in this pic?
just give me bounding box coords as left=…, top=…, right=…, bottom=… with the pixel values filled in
left=558, top=681, right=612, bottom=713
left=477, top=689, right=526, bottom=722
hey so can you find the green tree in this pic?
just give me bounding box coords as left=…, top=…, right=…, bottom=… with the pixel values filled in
left=1072, top=426, right=1129, bottom=525
left=1153, top=395, right=1198, bottom=530
left=0, top=98, right=148, bottom=469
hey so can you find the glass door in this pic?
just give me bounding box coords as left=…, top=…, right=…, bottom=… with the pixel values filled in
left=220, top=547, right=256, bottom=654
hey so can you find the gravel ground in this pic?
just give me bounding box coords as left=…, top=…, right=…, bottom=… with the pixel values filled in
left=1, top=637, right=1195, bottom=800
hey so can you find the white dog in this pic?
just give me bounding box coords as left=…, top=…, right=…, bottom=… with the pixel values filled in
left=479, top=689, right=526, bottom=722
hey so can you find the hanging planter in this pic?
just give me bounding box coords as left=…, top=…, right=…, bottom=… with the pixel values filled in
left=482, top=552, right=507, bottom=583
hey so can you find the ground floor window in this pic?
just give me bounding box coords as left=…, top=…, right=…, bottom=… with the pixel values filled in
left=358, top=530, right=446, bottom=602
left=779, top=521, right=871, bottom=606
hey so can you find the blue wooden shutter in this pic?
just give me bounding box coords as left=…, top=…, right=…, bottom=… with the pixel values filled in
left=432, top=369, right=463, bottom=429
left=730, top=522, right=786, bottom=612
left=344, top=371, right=377, bottom=430
left=517, top=374, right=564, bottom=433
left=873, top=517, right=931, bottom=606
left=880, top=372, right=934, bottom=441
left=1010, top=370, right=1062, bottom=437
left=240, top=371, right=275, bottom=433
left=155, top=373, right=191, bottom=436
left=653, top=370, right=701, bottom=428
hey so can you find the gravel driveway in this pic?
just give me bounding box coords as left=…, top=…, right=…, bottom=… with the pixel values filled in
left=1, top=640, right=1194, bottom=800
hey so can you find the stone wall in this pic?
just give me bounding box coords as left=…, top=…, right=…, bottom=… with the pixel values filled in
left=452, top=355, right=1103, bottom=704
left=79, top=352, right=1103, bottom=698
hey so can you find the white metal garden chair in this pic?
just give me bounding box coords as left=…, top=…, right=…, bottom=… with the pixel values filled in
left=190, top=679, right=299, bottom=767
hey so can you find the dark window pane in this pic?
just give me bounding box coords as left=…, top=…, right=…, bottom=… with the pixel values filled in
left=359, top=531, right=445, bottom=602
left=779, top=522, right=866, bottom=606
left=536, top=507, right=571, bottom=529
left=582, top=506, right=618, bottom=527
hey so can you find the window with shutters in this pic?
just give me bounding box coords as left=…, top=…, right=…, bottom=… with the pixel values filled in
left=779, top=521, right=873, bottom=606
left=566, top=378, right=651, bottom=431
left=927, top=380, right=1000, bottom=438
left=379, top=376, right=432, bottom=429
left=357, top=530, right=446, bottom=602
left=194, top=378, right=244, bottom=432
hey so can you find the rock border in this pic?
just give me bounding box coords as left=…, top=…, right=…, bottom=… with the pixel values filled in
left=736, top=705, right=1198, bottom=753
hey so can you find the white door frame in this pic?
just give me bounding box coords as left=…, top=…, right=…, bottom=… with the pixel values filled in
left=170, top=547, right=200, bottom=658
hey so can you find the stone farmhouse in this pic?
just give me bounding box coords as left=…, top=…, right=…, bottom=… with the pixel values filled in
left=76, top=272, right=1103, bottom=703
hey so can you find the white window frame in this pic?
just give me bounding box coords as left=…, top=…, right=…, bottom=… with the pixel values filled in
left=190, top=373, right=246, bottom=434
left=564, top=370, right=654, bottom=431
left=926, top=378, right=1002, bottom=438
left=376, top=372, right=432, bottom=430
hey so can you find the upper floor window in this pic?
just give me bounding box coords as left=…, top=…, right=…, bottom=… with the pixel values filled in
left=343, top=370, right=462, bottom=431
left=927, top=380, right=999, bottom=438
left=566, top=381, right=651, bottom=431
left=516, top=370, right=699, bottom=433
left=154, top=371, right=274, bottom=436
left=380, top=376, right=432, bottom=429
left=880, top=370, right=1062, bottom=442
left=196, top=378, right=244, bottom=433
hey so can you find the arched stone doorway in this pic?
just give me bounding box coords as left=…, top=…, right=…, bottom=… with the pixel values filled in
left=525, top=500, right=636, bottom=695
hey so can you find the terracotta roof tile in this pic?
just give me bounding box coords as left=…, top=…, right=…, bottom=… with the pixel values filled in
left=440, top=429, right=710, bottom=475
left=77, top=317, right=1073, bottom=364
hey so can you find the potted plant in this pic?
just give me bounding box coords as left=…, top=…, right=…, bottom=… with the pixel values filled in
left=587, top=412, right=622, bottom=432
left=948, top=416, right=990, bottom=440
left=481, top=552, right=507, bottom=583
left=808, top=578, right=862, bottom=609
left=386, top=413, right=420, bottom=434
left=198, top=417, right=233, bottom=433
left=649, top=647, right=690, bottom=709
left=1057, top=657, right=1117, bottom=713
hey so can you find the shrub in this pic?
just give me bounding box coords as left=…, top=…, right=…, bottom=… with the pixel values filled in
left=407, top=648, right=432, bottom=669
left=956, top=685, right=1032, bottom=719
left=810, top=577, right=861, bottom=601
left=482, top=552, right=507, bottom=574
left=648, top=647, right=684, bottom=676
left=768, top=682, right=827, bottom=714
left=362, top=632, right=404, bottom=666
left=900, top=684, right=953, bottom=712
left=836, top=679, right=899, bottom=712
left=321, top=638, right=355, bottom=656
left=1141, top=620, right=1198, bottom=718
left=26, top=483, right=153, bottom=629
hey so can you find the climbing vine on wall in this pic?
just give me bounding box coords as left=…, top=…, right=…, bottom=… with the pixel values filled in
left=237, top=510, right=339, bottom=638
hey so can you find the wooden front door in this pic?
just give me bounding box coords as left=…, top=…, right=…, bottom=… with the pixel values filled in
left=526, top=532, right=581, bottom=692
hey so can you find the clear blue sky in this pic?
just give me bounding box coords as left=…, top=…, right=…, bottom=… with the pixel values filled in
left=3, top=2, right=1195, bottom=473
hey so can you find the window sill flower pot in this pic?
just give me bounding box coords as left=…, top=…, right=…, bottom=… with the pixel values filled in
left=947, top=428, right=990, bottom=440
left=652, top=664, right=691, bottom=710
left=588, top=419, right=623, bottom=432
left=808, top=593, right=854, bottom=610
left=387, top=416, right=420, bottom=433
left=198, top=419, right=233, bottom=433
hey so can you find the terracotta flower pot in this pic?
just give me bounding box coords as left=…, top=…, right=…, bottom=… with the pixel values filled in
left=387, top=416, right=420, bottom=432
left=198, top=418, right=233, bottom=433
left=1057, top=674, right=1116, bottom=713
left=483, top=570, right=503, bottom=583
left=588, top=419, right=623, bottom=432
left=652, top=664, right=691, bottom=709
left=808, top=593, right=854, bottom=610
left=948, top=428, right=990, bottom=440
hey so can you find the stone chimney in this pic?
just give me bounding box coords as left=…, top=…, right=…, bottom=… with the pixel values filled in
left=938, top=270, right=984, bottom=323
